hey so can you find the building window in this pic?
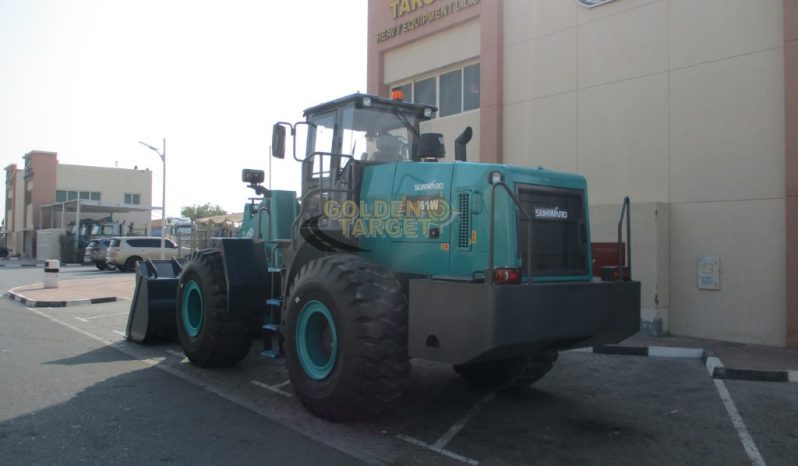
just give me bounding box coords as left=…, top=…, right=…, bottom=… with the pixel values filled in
left=390, top=62, right=480, bottom=119
left=56, top=190, right=100, bottom=202
left=439, top=69, right=462, bottom=117
left=463, top=63, right=480, bottom=111
left=124, top=193, right=140, bottom=205
left=413, top=77, right=436, bottom=109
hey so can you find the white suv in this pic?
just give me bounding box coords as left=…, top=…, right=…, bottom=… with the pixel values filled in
left=106, top=236, right=179, bottom=271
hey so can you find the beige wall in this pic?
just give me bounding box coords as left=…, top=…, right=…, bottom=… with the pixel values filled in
left=57, top=165, right=153, bottom=230
left=384, top=19, right=483, bottom=161
left=384, top=20, right=480, bottom=83
left=503, top=0, right=787, bottom=345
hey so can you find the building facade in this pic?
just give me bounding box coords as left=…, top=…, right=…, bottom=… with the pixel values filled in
left=4, top=151, right=153, bottom=257
left=367, top=0, right=797, bottom=348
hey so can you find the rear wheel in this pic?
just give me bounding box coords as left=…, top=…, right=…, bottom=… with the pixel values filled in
left=95, top=262, right=107, bottom=270
left=454, top=353, right=558, bottom=389
left=284, top=255, right=409, bottom=421
left=176, top=249, right=255, bottom=367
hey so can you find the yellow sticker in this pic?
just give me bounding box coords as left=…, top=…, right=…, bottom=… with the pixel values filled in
left=441, top=243, right=450, bottom=251
left=471, top=230, right=477, bottom=245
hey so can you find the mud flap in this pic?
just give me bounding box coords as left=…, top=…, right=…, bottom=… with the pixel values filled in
left=126, top=259, right=184, bottom=343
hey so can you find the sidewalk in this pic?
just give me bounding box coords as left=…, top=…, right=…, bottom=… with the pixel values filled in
left=623, top=333, right=798, bottom=373
left=7, top=273, right=135, bottom=307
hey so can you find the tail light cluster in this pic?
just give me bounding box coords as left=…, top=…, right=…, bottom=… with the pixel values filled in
left=493, top=268, right=522, bottom=285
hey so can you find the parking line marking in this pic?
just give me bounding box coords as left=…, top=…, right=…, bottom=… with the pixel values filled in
left=112, top=330, right=126, bottom=337
left=79, top=312, right=129, bottom=321
left=273, top=379, right=292, bottom=389
left=397, top=434, right=478, bottom=465
left=713, top=379, right=767, bottom=466
left=74, top=316, right=89, bottom=323
left=433, top=392, right=495, bottom=450
left=251, top=380, right=294, bottom=398
left=164, top=349, right=184, bottom=357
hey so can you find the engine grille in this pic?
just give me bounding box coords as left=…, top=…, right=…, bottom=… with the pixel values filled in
left=516, top=184, right=587, bottom=277
left=458, top=192, right=471, bottom=249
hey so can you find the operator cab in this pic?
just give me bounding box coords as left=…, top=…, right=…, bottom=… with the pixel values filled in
left=272, top=93, right=440, bottom=199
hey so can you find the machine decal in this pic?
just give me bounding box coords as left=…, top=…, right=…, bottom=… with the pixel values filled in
left=414, top=180, right=444, bottom=191
left=534, top=206, right=569, bottom=220
left=321, top=197, right=452, bottom=239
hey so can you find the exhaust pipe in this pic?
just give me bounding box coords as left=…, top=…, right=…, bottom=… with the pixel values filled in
left=455, top=126, right=473, bottom=162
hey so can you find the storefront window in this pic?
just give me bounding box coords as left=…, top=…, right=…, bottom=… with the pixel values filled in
left=414, top=77, right=436, bottom=110
left=463, top=63, right=480, bottom=111
left=439, top=69, right=462, bottom=117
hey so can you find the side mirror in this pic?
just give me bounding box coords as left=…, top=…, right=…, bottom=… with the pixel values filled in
left=272, top=124, right=286, bottom=159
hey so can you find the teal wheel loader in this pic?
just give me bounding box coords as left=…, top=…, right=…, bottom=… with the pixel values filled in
left=128, top=93, right=640, bottom=421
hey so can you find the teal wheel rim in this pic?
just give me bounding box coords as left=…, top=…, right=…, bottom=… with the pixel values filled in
left=296, top=300, right=338, bottom=380
left=181, top=280, right=204, bottom=338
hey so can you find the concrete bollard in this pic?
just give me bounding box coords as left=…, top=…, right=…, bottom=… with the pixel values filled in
left=44, top=259, right=60, bottom=289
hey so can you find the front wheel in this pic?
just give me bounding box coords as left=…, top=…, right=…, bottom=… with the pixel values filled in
left=284, top=255, right=409, bottom=421
left=176, top=249, right=255, bottom=367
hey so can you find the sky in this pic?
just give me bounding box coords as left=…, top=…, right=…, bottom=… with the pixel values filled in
left=0, top=0, right=368, bottom=218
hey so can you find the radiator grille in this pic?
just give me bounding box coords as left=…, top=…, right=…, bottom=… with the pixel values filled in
left=516, top=184, right=587, bottom=277
left=458, top=192, right=471, bottom=249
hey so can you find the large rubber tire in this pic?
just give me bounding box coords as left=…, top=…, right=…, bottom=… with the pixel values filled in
left=176, top=249, right=255, bottom=367
left=454, top=352, right=558, bottom=389
left=95, top=262, right=107, bottom=270
left=284, top=255, right=409, bottom=421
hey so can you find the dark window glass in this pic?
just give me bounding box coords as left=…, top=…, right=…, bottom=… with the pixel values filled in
left=126, top=239, right=143, bottom=247
left=414, top=77, right=436, bottom=115
left=110, top=239, right=120, bottom=247
left=90, top=192, right=101, bottom=201
left=166, top=240, right=177, bottom=248
left=56, top=190, right=66, bottom=202
left=463, top=64, right=480, bottom=111
left=439, top=69, right=462, bottom=117
left=67, top=191, right=77, bottom=201
left=143, top=239, right=160, bottom=247
left=79, top=191, right=90, bottom=200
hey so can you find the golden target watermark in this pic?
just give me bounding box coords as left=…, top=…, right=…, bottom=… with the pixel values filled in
left=322, top=197, right=453, bottom=239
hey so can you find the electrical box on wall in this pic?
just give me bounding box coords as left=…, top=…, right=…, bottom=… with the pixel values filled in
left=697, top=255, right=720, bottom=290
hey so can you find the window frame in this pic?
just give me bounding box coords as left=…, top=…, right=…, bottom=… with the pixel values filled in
left=389, top=60, right=480, bottom=119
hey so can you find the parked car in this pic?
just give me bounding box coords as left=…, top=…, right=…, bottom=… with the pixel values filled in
left=106, top=236, right=179, bottom=271
left=84, top=238, right=116, bottom=270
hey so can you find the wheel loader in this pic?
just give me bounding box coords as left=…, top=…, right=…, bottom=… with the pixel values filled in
left=127, top=93, right=640, bottom=421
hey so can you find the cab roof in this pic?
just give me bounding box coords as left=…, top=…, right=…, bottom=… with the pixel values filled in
left=303, top=93, right=436, bottom=120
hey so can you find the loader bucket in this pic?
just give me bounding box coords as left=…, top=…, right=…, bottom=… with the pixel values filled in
left=126, top=258, right=184, bottom=343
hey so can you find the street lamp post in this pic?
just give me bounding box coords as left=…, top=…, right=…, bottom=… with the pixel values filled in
left=139, top=138, right=166, bottom=260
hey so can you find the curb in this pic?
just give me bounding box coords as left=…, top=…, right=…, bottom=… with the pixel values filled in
left=573, top=345, right=797, bottom=383
left=5, top=290, right=118, bottom=308
left=0, top=263, right=85, bottom=268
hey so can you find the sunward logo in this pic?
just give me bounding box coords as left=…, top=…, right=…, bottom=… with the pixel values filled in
left=534, top=206, right=568, bottom=220
left=414, top=180, right=444, bottom=191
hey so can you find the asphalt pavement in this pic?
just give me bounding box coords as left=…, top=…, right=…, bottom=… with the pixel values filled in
left=2, top=265, right=798, bottom=465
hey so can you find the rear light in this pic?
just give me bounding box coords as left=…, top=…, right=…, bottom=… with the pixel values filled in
left=494, top=268, right=521, bottom=285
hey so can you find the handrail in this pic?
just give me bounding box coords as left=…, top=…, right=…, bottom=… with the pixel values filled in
left=616, top=196, right=631, bottom=281
left=488, top=181, right=534, bottom=285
